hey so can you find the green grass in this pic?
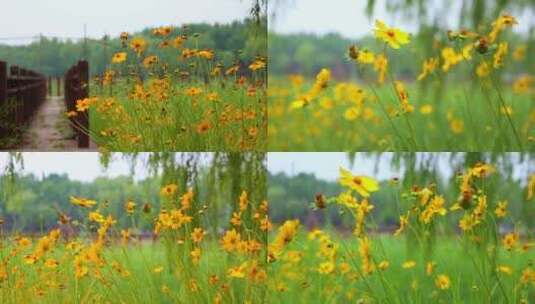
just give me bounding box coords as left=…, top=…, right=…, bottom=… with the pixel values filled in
left=84, top=76, right=266, bottom=152
left=0, top=239, right=266, bottom=304
left=268, top=77, right=535, bottom=151
left=267, top=231, right=534, bottom=304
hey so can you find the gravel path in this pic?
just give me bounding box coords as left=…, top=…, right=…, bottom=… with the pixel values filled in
left=20, top=96, right=96, bottom=151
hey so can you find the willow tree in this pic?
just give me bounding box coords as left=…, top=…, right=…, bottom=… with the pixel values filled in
left=366, top=0, right=535, bottom=29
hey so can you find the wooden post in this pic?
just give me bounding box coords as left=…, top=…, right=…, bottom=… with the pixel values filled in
left=0, top=61, right=6, bottom=140
left=48, top=76, right=52, bottom=96
left=77, top=60, right=89, bottom=148
left=57, top=77, right=61, bottom=96
left=0, top=61, right=6, bottom=106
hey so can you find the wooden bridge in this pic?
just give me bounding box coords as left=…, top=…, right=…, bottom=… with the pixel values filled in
left=0, top=60, right=96, bottom=150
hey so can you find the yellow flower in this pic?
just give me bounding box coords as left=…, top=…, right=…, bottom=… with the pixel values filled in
left=358, top=237, right=373, bottom=274
left=112, top=52, right=127, bottom=64
left=476, top=61, right=490, bottom=78
left=394, top=81, right=414, bottom=113
left=513, top=75, right=533, bottom=95
left=502, top=232, right=518, bottom=251
left=270, top=220, right=300, bottom=256
left=88, top=210, right=105, bottom=223
left=121, top=229, right=130, bottom=245
left=497, top=265, right=513, bottom=275
left=44, top=258, right=58, bottom=269
left=528, top=174, right=535, bottom=200
left=435, top=274, right=451, bottom=290
left=426, top=261, right=436, bottom=276
left=24, top=254, right=38, bottom=264
left=378, top=260, right=390, bottom=271
left=75, top=98, right=94, bottom=112
left=417, top=57, right=438, bottom=81
left=419, top=104, right=433, bottom=114
left=17, top=237, right=31, bottom=248
left=493, top=42, right=508, bottom=69
left=197, top=49, right=215, bottom=60
left=344, top=107, right=360, bottom=121
left=520, top=267, right=534, bottom=285
left=249, top=59, right=266, bottom=71
left=191, top=228, right=205, bottom=243
left=160, top=184, right=178, bottom=197
left=462, top=44, right=474, bottom=60
left=338, top=167, right=379, bottom=198
left=65, top=111, right=77, bottom=118
left=374, top=20, right=410, bottom=49
left=152, top=266, right=164, bottom=273
left=190, top=248, right=201, bottom=265
left=318, top=261, right=335, bottom=274
left=70, top=196, right=97, bottom=208
left=442, top=47, right=463, bottom=72
left=196, top=121, right=212, bottom=134
left=513, top=45, right=526, bottom=61
left=494, top=200, right=507, bottom=218
left=125, top=200, right=136, bottom=214
left=186, top=87, right=203, bottom=96
left=220, top=229, right=241, bottom=252
left=348, top=46, right=376, bottom=64
left=402, top=260, right=416, bottom=269
left=373, top=54, right=388, bottom=84
left=450, top=119, right=464, bottom=134
left=143, top=55, right=158, bottom=68
left=227, top=263, right=247, bottom=279
left=470, top=163, right=495, bottom=178
left=130, top=37, right=148, bottom=55
left=153, top=26, right=173, bottom=36
left=489, top=14, right=518, bottom=43
left=394, top=214, right=408, bottom=236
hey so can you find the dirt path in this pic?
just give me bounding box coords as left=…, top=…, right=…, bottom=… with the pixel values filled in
left=20, top=96, right=97, bottom=151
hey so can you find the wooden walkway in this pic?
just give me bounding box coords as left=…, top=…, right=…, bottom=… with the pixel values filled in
left=20, top=96, right=96, bottom=151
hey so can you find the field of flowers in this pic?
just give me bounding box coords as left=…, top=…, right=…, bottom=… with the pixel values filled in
left=0, top=186, right=269, bottom=303
left=267, top=163, right=535, bottom=303
left=268, top=15, right=534, bottom=151
left=69, top=26, right=266, bottom=151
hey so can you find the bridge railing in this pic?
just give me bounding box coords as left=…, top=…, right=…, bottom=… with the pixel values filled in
left=64, top=60, right=89, bottom=148
left=0, top=60, right=47, bottom=143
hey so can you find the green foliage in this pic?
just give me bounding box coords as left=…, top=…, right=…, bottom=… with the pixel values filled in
left=0, top=19, right=266, bottom=77
left=0, top=152, right=267, bottom=233
left=268, top=154, right=534, bottom=231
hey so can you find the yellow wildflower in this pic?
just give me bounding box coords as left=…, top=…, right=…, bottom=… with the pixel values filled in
left=374, top=20, right=410, bottom=49
left=338, top=167, right=379, bottom=198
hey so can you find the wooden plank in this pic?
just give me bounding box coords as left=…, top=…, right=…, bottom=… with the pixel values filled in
left=0, top=61, right=6, bottom=106
left=77, top=60, right=90, bottom=148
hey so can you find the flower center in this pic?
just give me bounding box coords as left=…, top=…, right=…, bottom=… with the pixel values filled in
left=353, top=177, right=362, bottom=186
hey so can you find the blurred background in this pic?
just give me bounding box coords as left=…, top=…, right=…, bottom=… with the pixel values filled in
left=268, top=152, right=535, bottom=232
left=268, top=0, right=535, bottom=79
left=0, top=152, right=266, bottom=234
left=0, top=0, right=266, bottom=76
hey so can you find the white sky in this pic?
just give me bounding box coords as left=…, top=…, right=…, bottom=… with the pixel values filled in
left=269, top=0, right=532, bottom=39
left=268, top=152, right=404, bottom=181
left=0, top=0, right=252, bottom=44
left=0, top=152, right=146, bottom=182
left=268, top=153, right=533, bottom=183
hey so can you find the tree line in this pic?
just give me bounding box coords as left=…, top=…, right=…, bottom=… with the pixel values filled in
left=0, top=152, right=267, bottom=234
left=268, top=165, right=533, bottom=232
left=0, top=19, right=266, bottom=77
left=268, top=29, right=535, bottom=80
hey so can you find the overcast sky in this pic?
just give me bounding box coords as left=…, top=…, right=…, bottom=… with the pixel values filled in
left=270, top=0, right=532, bottom=39
left=268, top=153, right=532, bottom=183
left=0, top=152, right=146, bottom=182
left=268, top=152, right=405, bottom=181
left=0, top=0, right=252, bottom=44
